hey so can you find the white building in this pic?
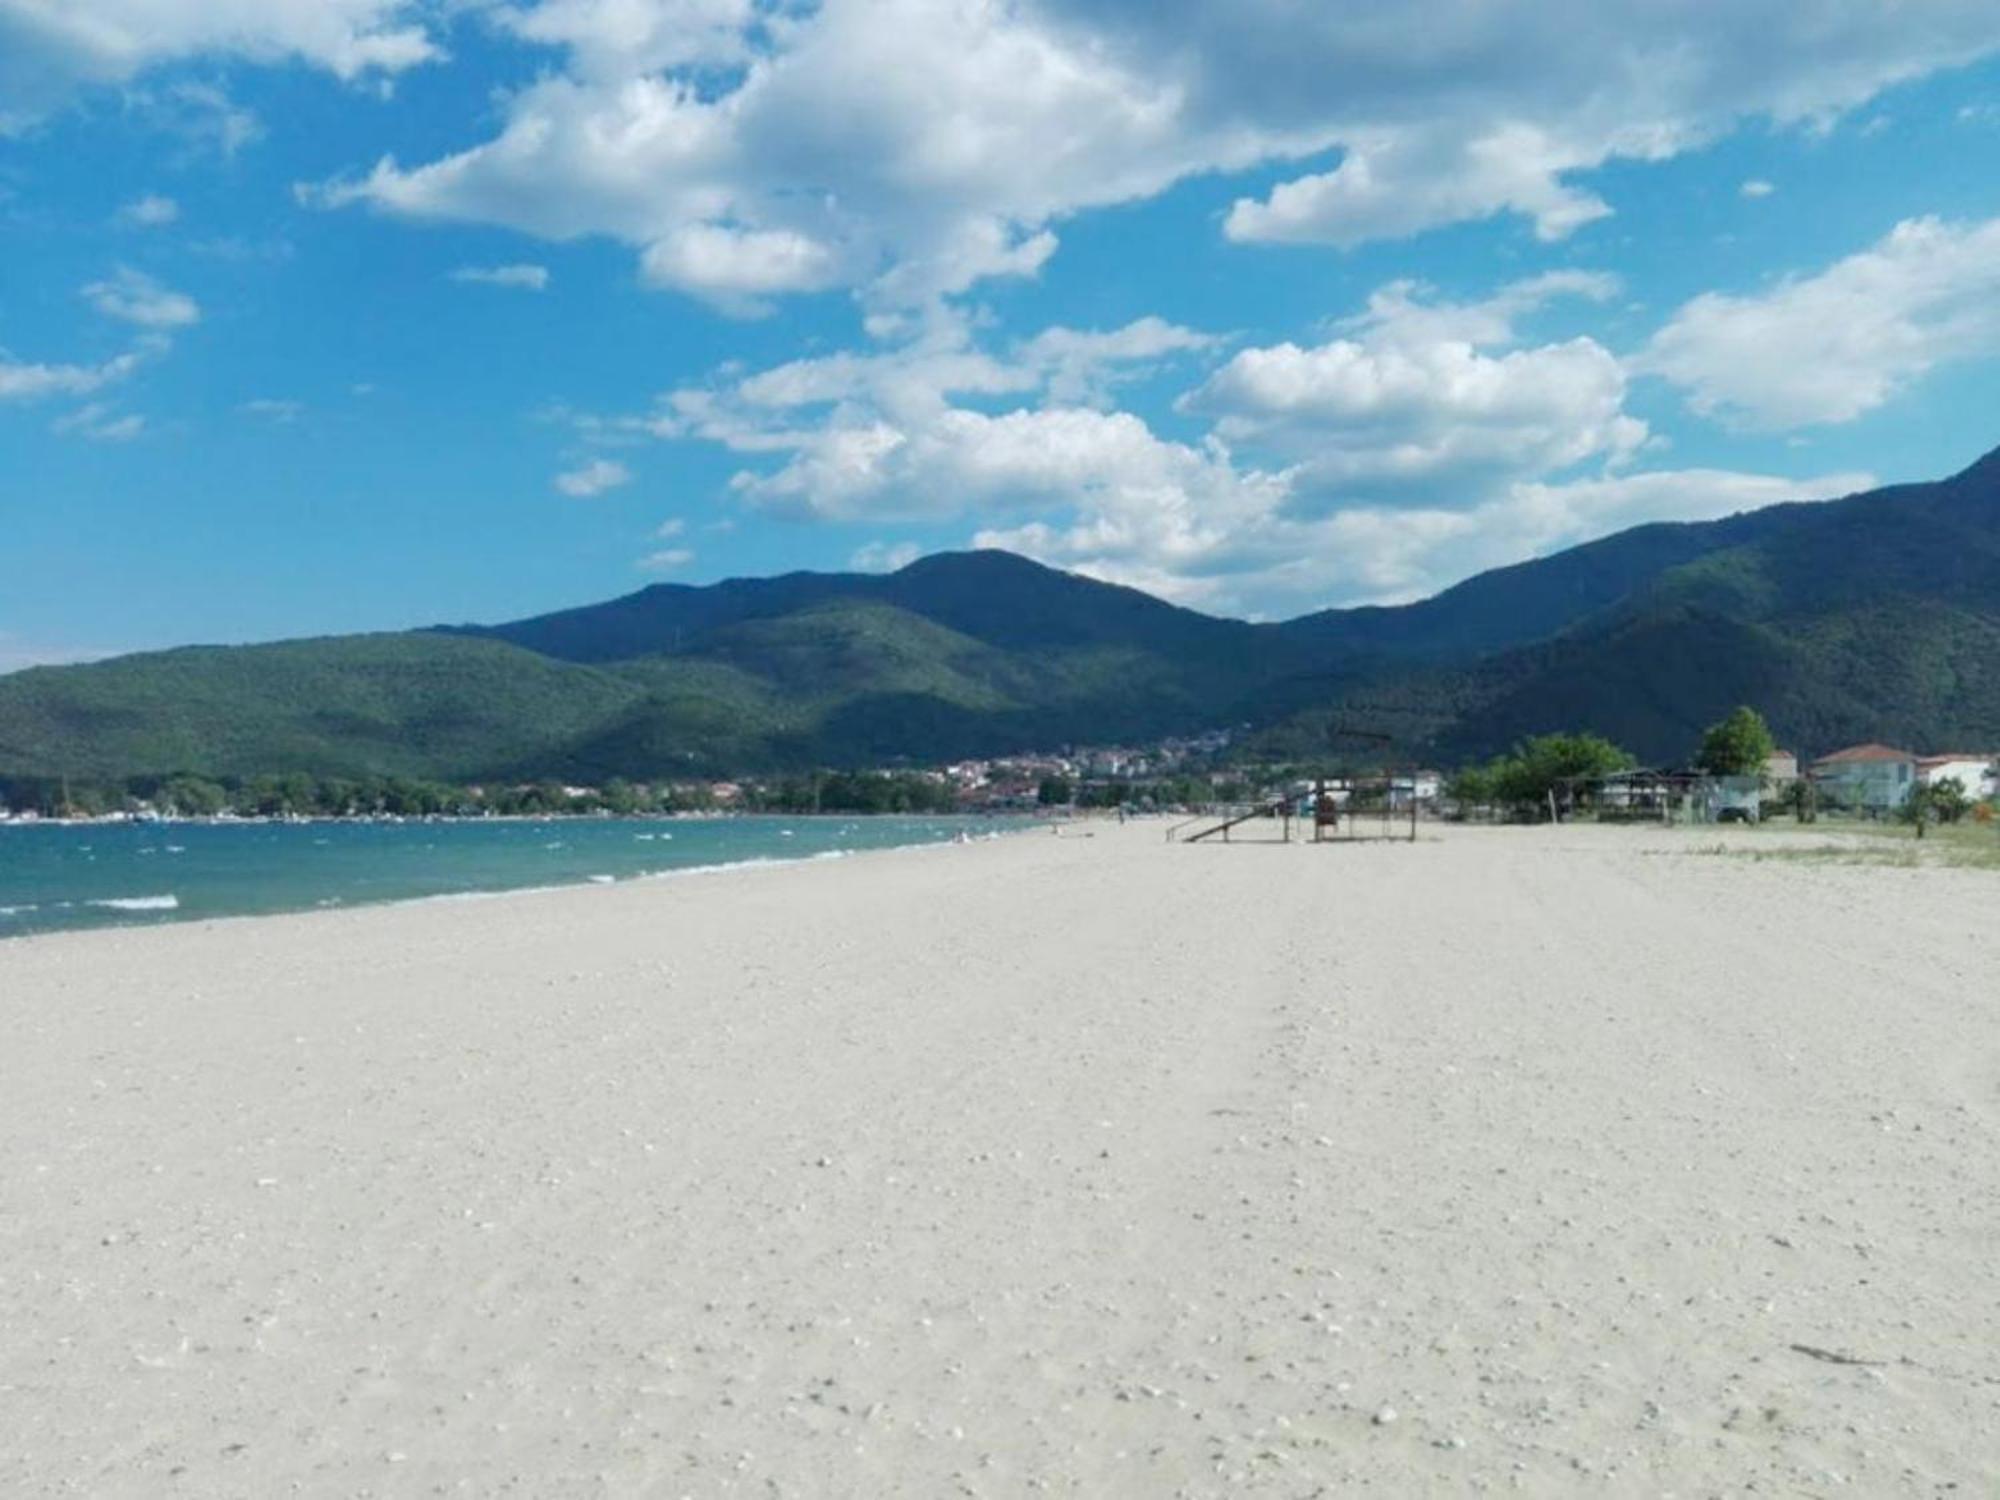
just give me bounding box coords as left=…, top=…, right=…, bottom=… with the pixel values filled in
left=1915, top=754, right=1997, bottom=799
left=1391, top=770, right=1443, bottom=807
left=1809, top=744, right=1916, bottom=811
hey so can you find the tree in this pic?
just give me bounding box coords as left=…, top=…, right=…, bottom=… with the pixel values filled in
left=158, top=775, right=228, bottom=817
left=1929, top=775, right=1971, bottom=825
left=1489, top=733, right=1636, bottom=816
left=1037, top=776, right=1073, bottom=806
left=1898, top=778, right=1971, bottom=837
left=1902, top=781, right=1931, bottom=837
left=1780, top=775, right=1816, bottom=824
left=1696, top=705, right=1777, bottom=776
left=1446, top=765, right=1496, bottom=811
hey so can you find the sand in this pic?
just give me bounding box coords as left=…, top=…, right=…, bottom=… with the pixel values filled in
left=3, top=821, right=1997, bottom=1496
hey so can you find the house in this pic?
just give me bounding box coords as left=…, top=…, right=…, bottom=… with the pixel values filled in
left=1809, top=743, right=1916, bottom=811
left=1914, top=754, right=1998, bottom=799
left=1763, top=750, right=1799, bottom=785
left=1389, top=770, right=1443, bottom=809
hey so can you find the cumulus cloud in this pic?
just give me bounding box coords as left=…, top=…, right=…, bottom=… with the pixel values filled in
left=639, top=224, right=840, bottom=315
left=638, top=546, right=693, bottom=570
left=1639, top=215, right=2000, bottom=428
left=1740, top=178, right=1776, bottom=199
left=625, top=271, right=1869, bottom=613
left=852, top=540, right=922, bottom=573
left=450, top=263, right=551, bottom=291
left=1223, top=124, right=1625, bottom=248
left=316, top=0, right=2000, bottom=309
left=555, top=457, right=632, bottom=497
left=1184, top=274, right=1644, bottom=507
left=81, top=267, right=200, bottom=329
left=52, top=402, right=145, bottom=442
left=0, top=346, right=146, bottom=401
left=0, top=0, right=438, bottom=130
left=239, top=397, right=303, bottom=422
left=116, top=193, right=179, bottom=227
left=981, top=467, right=1872, bottom=613
left=130, top=81, right=265, bottom=158
left=498, top=0, right=755, bottom=78
left=642, top=309, right=1223, bottom=518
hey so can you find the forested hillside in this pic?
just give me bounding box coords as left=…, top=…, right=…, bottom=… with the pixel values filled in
left=4, top=448, right=1997, bottom=783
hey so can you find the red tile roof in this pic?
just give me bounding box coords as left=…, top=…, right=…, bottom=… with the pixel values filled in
left=1811, top=743, right=1914, bottom=766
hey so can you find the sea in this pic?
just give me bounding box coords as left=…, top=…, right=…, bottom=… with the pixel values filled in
left=0, top=815, right=1030, bottom=939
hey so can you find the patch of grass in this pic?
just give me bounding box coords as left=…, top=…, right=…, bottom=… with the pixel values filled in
left=1730, top=844, right=1924, bottom=869
left=1684, top=820, right=2000, bottom=871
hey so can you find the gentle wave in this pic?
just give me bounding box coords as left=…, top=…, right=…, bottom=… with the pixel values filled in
left=0, top=817, right=1027, bottom=938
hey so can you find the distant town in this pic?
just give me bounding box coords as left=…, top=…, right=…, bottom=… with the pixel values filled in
left=0, top=729, right=1245, bottom=823
left=4, top=711, right=1995, bottom=828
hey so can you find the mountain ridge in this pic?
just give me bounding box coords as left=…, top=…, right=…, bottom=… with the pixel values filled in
left=5, top=446, right=1998, bottom=784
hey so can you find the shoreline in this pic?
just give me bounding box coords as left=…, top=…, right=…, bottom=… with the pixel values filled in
left=0, top=813, right=1038, bottom=944
left=0, top=807, right=1046, bottom=829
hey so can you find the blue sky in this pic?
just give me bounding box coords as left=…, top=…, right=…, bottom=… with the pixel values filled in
left=4, top=1, right=2000, bottom=670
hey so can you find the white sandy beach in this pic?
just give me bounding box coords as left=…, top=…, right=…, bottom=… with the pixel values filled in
left=3, top=822, right=1997, bottom=1496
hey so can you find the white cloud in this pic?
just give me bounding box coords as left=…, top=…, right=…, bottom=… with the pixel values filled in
left=497, top=0, right=754, bottom=78
left=239, top=397, right=303, bottom=422
left=0, top=347, right=144, bottom=401
left=638, top=546, right=693, bottom=570
left=1017, top=317, right=1222, bottom=405
left=116, top=193, right=179, bottom=227
left=652, top=517, right=686, bottom=538
left=81, top=267, right=200, bottom=329
left=1640, top=215, right=2000, bottom=428
left=645, top=308, right=1225, bottom=520
left=981, top=466, right=1873, bottom=614
left=449, top=263, right=550, bottom=291
left=53, top=402, right=145, bottom=442
left=852, top=540, right=921, bottom=573
left=318, top=1, right=2000, bottom=308
left=628, top=269, right=1877, bottom=613
left=639, top=224, right=840, bottom=314
left=1193, top=334, right=1643, bottom=503
left=1224, top=124, right=1625, bottom=248
left=555, top=457, right=632, bottom=496
left=0, top=1, right=439, bottom=130
left=131, top=81, right=265, bottom=158
left=1739, top=178, right=1776, bottom=199
left=1183, top=274, right=1644, bottom=505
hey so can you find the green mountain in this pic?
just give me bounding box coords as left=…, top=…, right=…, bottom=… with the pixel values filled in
left=1253, top=447, right=2000, bottom=762
left=4, top=447, right=1998, bottom=785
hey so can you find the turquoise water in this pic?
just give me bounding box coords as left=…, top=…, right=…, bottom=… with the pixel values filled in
left=0, top=816, right=1027, bottom=939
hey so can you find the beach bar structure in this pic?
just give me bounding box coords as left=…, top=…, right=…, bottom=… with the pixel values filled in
left=1311, top=775, right=1418, bottom=842
left=1171, top=773, right=1418, bottom=843
left=1564, top=769, right=1763, bottom=824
